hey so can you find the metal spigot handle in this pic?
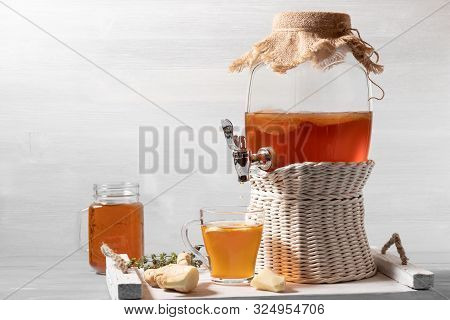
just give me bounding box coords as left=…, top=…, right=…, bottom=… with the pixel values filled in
left=221, top=119, right=273, bottom=182
left=221, top=119, right=239, bottom=151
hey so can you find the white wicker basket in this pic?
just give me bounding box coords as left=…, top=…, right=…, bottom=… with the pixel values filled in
left=249, top=161, right=377, bottom=284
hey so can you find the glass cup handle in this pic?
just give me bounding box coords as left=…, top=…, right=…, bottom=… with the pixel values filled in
left=181, top=220, right=210, bottom=270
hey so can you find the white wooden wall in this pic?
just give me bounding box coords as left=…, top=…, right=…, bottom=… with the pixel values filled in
left=1, top=0, right=449, bottom=268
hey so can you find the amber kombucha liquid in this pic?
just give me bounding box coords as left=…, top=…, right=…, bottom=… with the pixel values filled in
left=201, top=221, right=263, bottom=279
left=89, top=203, right=144, bottom=274
left=245, top=111, right=372, bottom=169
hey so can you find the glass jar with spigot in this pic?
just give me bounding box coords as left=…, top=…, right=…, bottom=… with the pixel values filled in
left=222, top=11, right=384, bottom=182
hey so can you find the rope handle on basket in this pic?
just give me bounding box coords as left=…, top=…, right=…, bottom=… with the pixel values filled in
left=381, top=233, right=409, bottom=265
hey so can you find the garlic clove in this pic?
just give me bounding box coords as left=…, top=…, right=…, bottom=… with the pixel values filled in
left=250, top=268, right=286, bottom=293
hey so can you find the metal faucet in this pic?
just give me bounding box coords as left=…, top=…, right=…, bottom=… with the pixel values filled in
left=221, top=119, right=272, bottom=183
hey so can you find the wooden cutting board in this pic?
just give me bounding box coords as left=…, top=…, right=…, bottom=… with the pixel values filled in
left=105, top=247, right=436, bottom=300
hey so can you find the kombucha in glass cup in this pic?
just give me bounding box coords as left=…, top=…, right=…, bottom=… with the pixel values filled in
left=182, top=206, right=263, bottom=284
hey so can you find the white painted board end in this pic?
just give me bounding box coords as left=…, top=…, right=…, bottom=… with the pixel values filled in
left=371, top=247, right=434, bottom=290
left=105, top=254, right=142, bottom=300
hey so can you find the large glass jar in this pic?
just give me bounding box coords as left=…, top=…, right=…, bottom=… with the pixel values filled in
left=230, top=12, right=383, bottom=170
left=245, top=57, right=373, bottom=169
left=88, top=182, right=144, bottom=274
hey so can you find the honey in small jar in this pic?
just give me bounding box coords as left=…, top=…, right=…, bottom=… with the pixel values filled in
left=88, top=182, right=144, bottom=274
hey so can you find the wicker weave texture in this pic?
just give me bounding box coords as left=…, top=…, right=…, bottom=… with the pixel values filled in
left=249, top=161, right=377, bottom=284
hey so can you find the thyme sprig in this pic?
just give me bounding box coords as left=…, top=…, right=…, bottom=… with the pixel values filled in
left=127, top=248, right=203, bottom=270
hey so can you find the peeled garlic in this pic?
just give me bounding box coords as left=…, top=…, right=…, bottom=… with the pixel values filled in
left=250, top=268, right=286, bottom=293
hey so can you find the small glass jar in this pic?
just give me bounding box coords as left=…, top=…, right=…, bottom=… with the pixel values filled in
left=88, top=182, right=144, bottom=274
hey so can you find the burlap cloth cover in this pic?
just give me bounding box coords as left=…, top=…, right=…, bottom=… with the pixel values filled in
left=230, top=11, right=383, bottom=74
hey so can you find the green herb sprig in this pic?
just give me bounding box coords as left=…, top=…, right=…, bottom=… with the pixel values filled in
left=127, top=248, right=203, bottom=270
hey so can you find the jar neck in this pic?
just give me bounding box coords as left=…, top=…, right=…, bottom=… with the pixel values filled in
left=93, top=182, right=139, bottom=205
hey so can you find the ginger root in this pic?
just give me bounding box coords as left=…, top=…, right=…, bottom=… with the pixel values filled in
left=250, top=268, right=286, bottom=293
left=176, top=252, right=192, bottom=265
left=144, top=256, right=199, bottom=293
left=143, top=268, right=160, bottom=287
left=154, top=264, right=199, bottom=293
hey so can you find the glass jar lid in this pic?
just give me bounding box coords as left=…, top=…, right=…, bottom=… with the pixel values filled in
left=93, top=182, right=139, bottom=204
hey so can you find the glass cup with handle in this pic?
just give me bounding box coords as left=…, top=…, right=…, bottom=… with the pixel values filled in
left=181, top=206, right=263, bottom=284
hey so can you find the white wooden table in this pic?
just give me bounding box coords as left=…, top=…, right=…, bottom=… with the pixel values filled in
left=104, top=249, right=440, bottom=300
left=3, top=250, right=448, bottom=299
left=137, top=271, right=445, bottom=300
